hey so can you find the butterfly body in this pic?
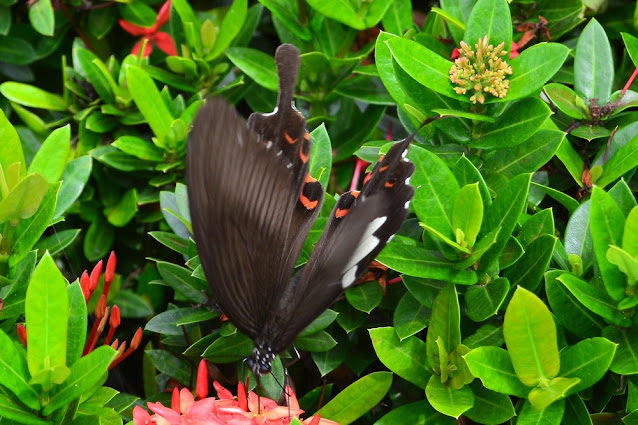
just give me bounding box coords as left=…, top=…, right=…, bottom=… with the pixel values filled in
left=187, top=44, right=416, bottom=376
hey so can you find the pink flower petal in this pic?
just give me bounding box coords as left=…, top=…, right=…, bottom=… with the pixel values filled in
left=180, top=387, right=195, bottom=413
left=214, top=381, right=235, bottom=400
left=147, top=401, right=181, bottom=424
left=132, top=406, right=152, bottom=425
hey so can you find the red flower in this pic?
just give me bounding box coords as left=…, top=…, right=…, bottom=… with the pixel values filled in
left=119, top=0, right=177, bottom=58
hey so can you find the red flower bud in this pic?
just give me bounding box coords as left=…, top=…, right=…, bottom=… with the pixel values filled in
left=171, top=387, right=180, bottom=413
left=90, top=260, right=103, bottom=292
left=104, top=251, right=116, bottom=296
left=80, top=270, right=91, bottom=302
left=16, top=324, right=27, bottom=347
left=237, top=381, right=248, bottom=411
left=196, top=359, right=208, bottom=399
left=131, top=327, right=143, bottom=350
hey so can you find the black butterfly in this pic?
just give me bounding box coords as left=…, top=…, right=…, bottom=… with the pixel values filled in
left=186, top=44, right=416, bottom=376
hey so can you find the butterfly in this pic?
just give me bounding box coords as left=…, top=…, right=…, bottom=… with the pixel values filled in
left=186, top=44, right=416, bottom=376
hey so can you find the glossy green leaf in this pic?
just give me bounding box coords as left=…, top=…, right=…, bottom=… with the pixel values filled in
left=381, top=0, right=413, bottom=35
left=564, top=395, right=593, bottom=425
left=309, top=124, right=332, bottom=188
left=528, top=376, right=580, bottom=410
left=544, top=83, right=588, bottom=119
left=0, top=173, right=49, bottom=223
left=119, top=1, right=156, bottom=26
left=126, top=65, right=174, bottom=144
left=597, top=133, right=638, bottom=188
left=518, top=399, right=566, bottom=425
left=607, top=246, right=638, bottom=287
left=0, top=37, right=37, bottom=66
left=0, top=393, right=49, bottom=425
left=465, top=277, right=509, bottom=321
left=470, top=98, right=551, bottom=149
left=298, top=309, right=338, bottom=337
left=370, top=327, right=431, bottom=389
left=503, top=287, right=559, bottom=387
left=112, top=136, right=164, bottom=162
left=28, top=125, right=70, bottom=183
left=208, top=0, right=247, bottom=60
left=463, top=0, right=512, bottom=49
left=29, top=0, right=54, bottom=36
left=156, top=261, right=207, bottom=304
left=318, top=371, right=393, bottom=424
left=574, top=19, right=614, bottom=103
left=83, top=219, right=114, bottom=262
left=346, top=281, right=383, bottom=313
left=43, top=346, right=116, bottom=415
left=602, top=326, right=638, bottom=375
left=0, top=329, right=40, bottom=409
left=557, top=273, right=631, bottom=327
left=505, top=43, right=570, bottom=102
left=0, top=82, right=67, bottom=111
left=34, top=229, right=81, bottom=259
left=623, top=206, right=638, bottom=256
left=374, top=400, right=455, bottom=425
left=503, top=234, right=556, bottom=292
left=545, top=270, right=605, bottom=338
left=425, top=374, right=474, bottom=418
left=590, top=186, right=627, bottom=300
left=426, top=283, right=460, bottom=371
left=394, top=291, right=430, bottom=340
left=0, top=109, right=25, bottom=177
left=386, top=37, right=467, bottom=102
left=66, top=281, right=87, bottom=367
left=226, top=47, right=278, bottom=91
left=54, top=155, right=92, bottom=219
left=452, top=183, right=482, bottom=248
left=295, top=331, right=337, bottom=352
left=25, top=252, right=69, bottom=381
left=464, top=382, right=516, bottom=425
left=335, top=74, right=394, bottom=105
left=106, top=188, right=138, bottom=227
left=464, top=346, right=530, bottom=397
left=559, top=337, right=616, bottom=395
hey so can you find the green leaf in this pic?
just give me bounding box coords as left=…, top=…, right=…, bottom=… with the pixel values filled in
left=119, top=1, right=156, bottom=26
left=559, top=337, right=616, bottom=395
left=83, top=219, right=114, bottom=262
left=203, top=332, right=253, bottom=363
left=87, top=7, right=116, bottom=40
left=0, top=173, right=49, bottom=223
left=505, top=43, right=570, bottom=102
left=145, top=308, right=194, bottom=335
left=479, top=173, right=531, bottom=273
left=225, top=47, right=278, bottom=91
left=464, top=346, right=531, bottom=397
left=623, top=206, right=638, bottom=256
left=503, top=234, right=556, bottom=292
left=43, top=346, right=116, bottom=416
left=470, top=97, right=551, bottom=149
left=452, top=183, right=482, bottom=247
left=54, top=155, right=92, bottom=219
left=106, top=188, right=138, bottom=227
left=425, top=374, right=474, bottom=418
left=0, top=82, right=67, bottom=111
left=208, top=0, right=247, bottom=60
left=602, top=326, right=638, bottom=375
left=426, top=283, right=460, bottom=371
left=318, top=372, right=393, bottom=425
left=545, top=270, right=605, bottom=338
left=623, top=32, right=638, bottom=66
left=375, top=400, right=455, bottom=425
left=386, top=37, right=467, bottom=102
left=543, top=83, right=588, bottom=119
left=298, top=309, right=338, bottom=337
left=306, top=0, right=365, bottom=29
left=410, top=145, right=459, bottom=238
left=381, top=0, right=413, bottom=35
left=0, top=393, right=49, bottom=425
left=0, top=329, right=40, bottom=409
left=66, top=281, right=87, bottom=367
left=309, top=124, right=332, bottom=188
left=607, top=246, right=638, bottom=287
left=10, top=183, right=58, bottom=267
left=465, top=277, right=509, bottom=321
left=557, top=273, right=632, bottom=327
left=464, top=382, right=516, bottom=425
left=377, top=241, right=478, bottom=285
left=112, top=136, right=164, bottom=162
left=597, top=133, right=638, bottom=188
left=590, top=186, right=626, bottom=300
left=503, top=287, right=559, bottom=387
left=393, top=291, right=430, bottom=340
left=295, top=331, right=337, bottom=352
left=259, top=0, right=310, bottom=41
left=346, top=281, right=383, bottom=313
left=528, top=377, right=581, bottom=410
left=28, top=0, right=54, bottom=36
left=126, top=65, right=174, bottom=144
left=0, top=108, right=25, bottom=177
left=574, top=19, right=614, bottom=103
left=149, top=231, right=188, bottom=255
left=156, top=261, right=207, bottom=304
left=463, top=324, right=504, bottom=349
left=0, top=37, right=37, bottom=65
left=335, top=74, right=394, bottom=105
left=34, top=229, right=81, bottom=258
left=25, top=252, right=69, bottom=382
left=369, top=327, right=431, bottom=389
left=28, top=125, right=70, bottom=183
left=463, top=0, right=512, bottom=49
left=517, top=208, right=555, bottom=249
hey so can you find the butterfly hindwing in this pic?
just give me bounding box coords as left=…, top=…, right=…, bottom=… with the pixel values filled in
left=271, top=136, right=416, bottom=351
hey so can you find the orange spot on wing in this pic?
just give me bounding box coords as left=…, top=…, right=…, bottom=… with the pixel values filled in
left=385, top=180, right=396, bottom=188
left=300, top=193, right=318, bottom=210
left=300, top=146, right=309, bottom=163
left=352, top=190, right=360, bottom=198
left=304, top=132, right=310, bottom=141
left=363, top=173, right=372, bottom=184
left=305, top=174, right=317, bottom=183
left=284, top=131, right=297, bottom=144
left=379, top=165, right=389, bottom=172
left=336, top=208, right=348, bottom=218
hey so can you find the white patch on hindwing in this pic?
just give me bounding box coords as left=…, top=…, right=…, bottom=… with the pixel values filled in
left=340, top=216, right=387, bottom=288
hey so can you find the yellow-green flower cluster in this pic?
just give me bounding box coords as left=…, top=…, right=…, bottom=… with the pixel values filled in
left=449, top=36, right=513, bottom=104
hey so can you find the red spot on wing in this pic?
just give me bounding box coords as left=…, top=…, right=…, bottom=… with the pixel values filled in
left=379, top=165, right=389, bottom=172
left=284, top=131, right=297, bottom=144
left=300, top=194, right=318, bottom=210
left=363, top=173, right=372, bottom=184
left=335, top=208, right=349, bottom=218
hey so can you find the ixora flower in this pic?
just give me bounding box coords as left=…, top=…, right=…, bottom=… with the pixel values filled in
left=119, top=0, right=177, bottom=58
left=133, top=359, right=339, bottom=425
left=449, top=36, right=513, bottom=104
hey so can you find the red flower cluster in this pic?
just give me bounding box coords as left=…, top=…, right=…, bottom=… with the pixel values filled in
left=133, top=359, right=339, bottom=425
left=119, top=0, right=177, bottom=58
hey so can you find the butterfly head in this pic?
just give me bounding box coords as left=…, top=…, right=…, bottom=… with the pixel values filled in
left=246, top=342, right=276, bottom=376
